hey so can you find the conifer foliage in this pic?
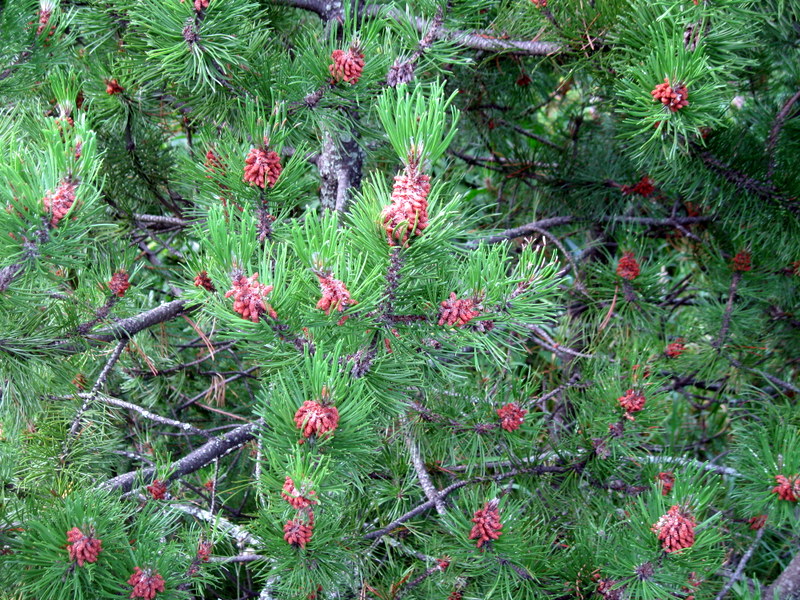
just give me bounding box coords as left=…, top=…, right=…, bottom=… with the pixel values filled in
left=1, top=0, right=800, bottom=599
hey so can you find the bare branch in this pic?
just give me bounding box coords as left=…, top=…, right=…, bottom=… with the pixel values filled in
left=713, top=272, right=741, bottom=352
left=470, top=214, right=713, bottom=247
left=402, top=414, right=446, bottom=515
left=61, top=392, right=210, bottom=437
left=103, top=419, right=262, bottom=493
left=67, top=339, right=128, bottom=438
left=763, top=545, right=800, bottom=600
left=83, top=299, right=197, bottom=343
left=363, top=463, right=572, bottom=541
left=716, top=528, right=765, bottom=600
left=468, top=216, right=576, bottom=247
left=171, top=503, right=261, bottom=549
left=766, top=88, right=800, bottom=180
left=279, top=1, right=564, bottom=55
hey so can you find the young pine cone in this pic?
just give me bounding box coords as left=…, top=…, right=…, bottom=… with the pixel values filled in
left=194, top=270, right=216, bottom=292
left=281, top=476, right=317, bottom=510
left=651, top=505, right=696, bottom=553
left=146, top=479, right=168, bottom=500
left=438, top=293, right=480, bottom=327
left=496, top=402, right=528, bottom=432
left=329, top=46, right=365, bottom=84
left=772, top=474, right=799, bottom=502
left=36, top=2, right=54, bottom=36
left=665, top=339, right=685, bottom=358
left=128, top=567, right=166, bottom=600
left=621, top=176, right=655, bottom=197
left=651, top=78, right=689, bottom=112
left=105, top=78, right=124, bottom=95
left=294, top=400, right=339, bottom=439
left=66, top=527, right=102, bottom=566
left=618, top=389, right=646, bottom=414
left=108, top=269, right=130, bottom=297
left=283, top=511, right=314, bottom=548
left=225, top=272, right=277, bottom=322
left=468, top=500, right=503, bottom=548
left=731, top=251, right=752, bottom=272
left=243, top=147, right=282, bottom=189
left=656, top=471, right=675, bottom=496
left=316, top=273, right=356, bottom=324
left=381, top=162, right=431, bottom=246
left=43, top=178, right=77, bottom=227
left=616, top=252, right=640, bottom=280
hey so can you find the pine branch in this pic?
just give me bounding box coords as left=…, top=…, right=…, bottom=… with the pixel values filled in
left=171, top=503, right=262, bottom=549
left=0, top=262, right=25, bottom=292
left=401, top=5, right=444, bottom=75
left=442, top=451, right=742, bottom=479
left=524, top=324, right=598, bottom=360
left=469, top=216, right=576, bottom=246
left=381, top=535, right=437, bottom=562
left=766, top=88, right=800, bottom=180
left=716, top=527, right=765, bottom=600
left=82, top=298, right=197, bottom=343
left=59, top=392, right=210, bottom=437
left=75, top=295, right=120, bottom=335
left=536, top=374, right=589, bottom=406
left=471, top=214, right=713, bottom=246
left=175, top=366, right=260, bottom=412
left=763, top=546, right=800, bottom=600
left=133, top=213, right=194, bottom=229
left=126, top=340, right=237, bottom=378
left=207, top=554, right=267, bottom=563
left=713, top=271, right=741, bottom=352
left=272, top=0, right=341, bottom=21
left=66, top=339, right=128, bottom=438
left=102, top=418, right=262, bottom=493
left=394, top=561, right=448, bottom=599
left=495, top=118, right=564, bottom=150
left=726, top=355, right=800, bottom=395
left=363, top=463, right=574, bottom=541
left=401, top=414, right=446, bottom=515
left=279, top=1, right=564, bottom=55
left=432, top=20, right=562, bottom=56
left=0, top=46, right=33, bottom=81
left=698, top=149, right=800, bottom=216
left=450, top=149, right=558, bottom=172
left=318, top=127, right=364, bottom=213
left=122, top=111, right=185, bottom=214
left=631, top=454, right=741, bottom=478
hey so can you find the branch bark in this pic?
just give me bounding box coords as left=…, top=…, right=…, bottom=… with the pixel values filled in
left=764, top=547, right=800, bottom=600
left=363, top=463, right=572, bottom=541
left=318, top=128, right=364, bottom=214
left=277, top=1, right=564, bottom=56
left=713, top=271, right=741, bottom=352
left=469, top=214, right=713, bottom=247
left=63, top=392, right=211, bottom=437
left=766, top=88, right=800, bottom=180
left=103, top=418, right=262, bottom=493
left=402, top=414, right=446, bottom=515
left=716, top=527, right=765, bottom=600
left=84, top=298, right=197, bottom=343
left=698, top=149, right=800, bottom=216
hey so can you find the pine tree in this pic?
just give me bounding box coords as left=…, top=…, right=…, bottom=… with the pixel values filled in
left=1, top=1, right=799, bottom=599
